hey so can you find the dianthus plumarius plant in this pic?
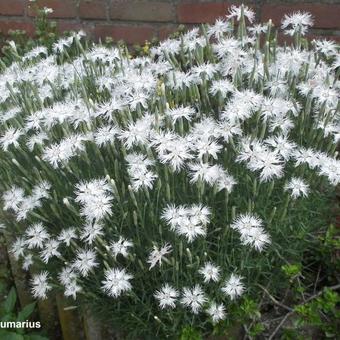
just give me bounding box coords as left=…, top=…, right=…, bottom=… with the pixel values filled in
left=0, top=4, right=339, bottom=338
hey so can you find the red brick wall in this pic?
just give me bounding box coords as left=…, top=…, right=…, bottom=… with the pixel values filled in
left=0, top=0, right=339, bottom=44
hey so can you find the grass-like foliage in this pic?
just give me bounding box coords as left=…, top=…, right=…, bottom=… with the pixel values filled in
left=0, top=4, right=339, bottom=338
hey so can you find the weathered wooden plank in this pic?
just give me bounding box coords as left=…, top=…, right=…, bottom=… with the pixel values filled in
left=0, top=232, right=11, bottom=300
left=56, top=293, right=85, bottom=340
left=83, top=307, right=104, bottom=340
left=37, top=294, right=62, bottom=339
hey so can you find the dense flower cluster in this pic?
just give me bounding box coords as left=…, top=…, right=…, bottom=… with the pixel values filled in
left=0, top=5, right=339, bottom=337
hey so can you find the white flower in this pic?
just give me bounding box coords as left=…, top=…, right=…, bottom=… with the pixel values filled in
left=32, top=181, right=51, bottom=201
left=42, top=142, right=72, bottom=168
left=52, top=36, right=74, bottom=53
left=231, top=214, right=271, bottom=252
left=11, top=237, right=26, bottom=260
left=75, top=178, right=112, bottom=204
left=293, top=147, right=319, bottom=169
left=221, top=274, right=245, bottom=300
left=162, top=204, right=210, bottom=242
left=58, top=228, right=77, bottom=246
left=284, top=177, right=310, bottom=199
left=94, top=98, right=125, bottom=120
left=25, top=223, right=49, bottom=249
left=40, top=239, right=60, bottom=263
left=101, top=267, right=133, bottom=298
left=147, top=243, right=172, bottom=269
left=206, top=302, right=226, bottom=323
left=27, top=131, right=48, bottom=151
left=161, top=204, right=183, bottom=229
left=179, top=212, right=205, bottom=241
left=110, top=237, right=133, bottom=258
left=0, top=107, right=20, bottom=123
left=73, top=249, right=98, bottom=277
left=22, top=46, right=48, bottom=61
left=248, top=24, right=268, bottom=36
left=269, top=115, right=294, bottom=135
left=58, top=266, right=78, bottom=286
left=222, top=90, right=261, bottom=123
left=181, top=285, right=207, bottom=314
left=199, top=262, right=221, bottom=283
left=127, top=160, right=158, bottom=192
left=313, top=86, right=338, bottom=108
left=258, top=145, right=283, bottom=174
left=183, top=32, right=206, bottom=52
left=2, top=186, right=25, bottom=212
left=227, top=5, right=255, bottom=23
left=128, top=90, right=149, bottom=110
left=217, top=171, right=237, bottom=193
left=240, top=227, right=271, bottom=252
left=207, top=19, right=232, bottom=40
left=213, top=37, right=240, bottom=59
left=87, top=46, right=119, bottom=64
left=231, top=212, right=262, bottom=231
left=119, top=114, right=153, bottom=149
left=318, top=156, right=340, bottom=186
left=42, top=134, right=90, bottom=168
left=80, top=221, right=104, bottom=244
left=157, top=138, right=193, bottom=172
left=238, top=138, right=284, bottom=182
left=314, top=39, right=338, bottom=56
left=188, top=163, right=222, bottom=185
left=166, top=106, right=195, bottom=124
left=210, top=79, right=235, bottom=98
left=167, top=70, right=196, bottom=89
left=177, top=219, right=207, bottom=242
left=152, top=38, right=181, bottom=56
left=126, top=152, right=154, bottom=169
left=23, top=254, right=33, bottom=271
left=190, top=204, right=211, bottom=226
left=25, top=109, right=45, bottom=131
left=31, top=271, right=52, bottom=299
left=194, top=139, right=222, bottom=160
left=260, top=97, right=293, bottom=121
left=75, top=178, right=114, bottom=221
left=64, top=281, right=82, bottom=300
left=16, top=195, right=42, bottom=221
left=281, top=11, right=313, bottom=36
left=0, top=127, right=23, bottom=151
left=94, top=125, right=120, bottom=147
left=191, top=63, right=218, bottom=80
left=188, top=162, right=236, bottom=193
left=265, top=135, right=296, bottom=161
left=154, top=284, right=179, bottom=309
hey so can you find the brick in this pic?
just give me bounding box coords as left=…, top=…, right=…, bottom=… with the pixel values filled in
left=262, top=4, right=340, bottom=29
left=158, top=24, right=180, bottom=40
left=79, top=0, right=107, bottom=20
left=27, top=0, right=77, bottom=19
left=94, top=24, right=156, bottom=44
left=177, top=2, right=230, bottom=24
left=0, top=20, right=34, bottom=36
left=0, top=0, right=24, bottom=16
left=110, top=2, right=174, bottom=22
